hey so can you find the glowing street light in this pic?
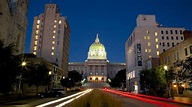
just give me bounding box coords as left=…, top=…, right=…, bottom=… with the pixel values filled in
left=21, top=61, right=26, bottom=67
left=164, top=65, right=168, bottom=71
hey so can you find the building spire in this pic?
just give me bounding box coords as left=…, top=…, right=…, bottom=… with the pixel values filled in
left=95, top=33, right=100, bottom=43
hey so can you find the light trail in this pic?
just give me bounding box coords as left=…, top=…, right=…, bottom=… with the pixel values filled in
left=36, top=89, right=92, bottom=107
left=104, top=89, right=179, bottom=107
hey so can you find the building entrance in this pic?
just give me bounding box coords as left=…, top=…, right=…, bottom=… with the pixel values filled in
left=88, top=76, right=106, bottom=82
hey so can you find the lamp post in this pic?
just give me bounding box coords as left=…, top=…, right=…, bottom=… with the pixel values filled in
left=19, top=61, right=26, bottom=94
left=164, top=65, right=170, bottom=98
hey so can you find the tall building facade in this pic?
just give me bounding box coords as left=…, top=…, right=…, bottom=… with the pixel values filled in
left=125, top=15, right=185, bottom=93
left=0, top=0, right=28, bottom=54
left=68, top=34, right=126, bottom=82
left=30, top=4, right=70, bottom=76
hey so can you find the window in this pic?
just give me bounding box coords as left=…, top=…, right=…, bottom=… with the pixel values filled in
left=145, top=49, right=147, bottom=52
left=167, top=42, right=170, bottom=47
left=58, top=30, right=60, bottom=34
left=52, top=41, right=55, bottom=44
left=147, top=36, right=150, bottom=39
left=171, top=36, right=173, bottom=40
left=59, top=20, right=61, bottom=24
left=155, top=32, right=158, bottom=36
left=155, top=38, right=158, bottom=42
left=157, top=51, right=159, bottom=55
left=36, top=25, right=40, bottom=29
left=175, top=30, right=178, bottom=34
left=162, top=36, right=164, bottom=40
left=156, top=45, right=159, bottom=49
left=54, top=20, right=57, bottom=23
left=57, top=41, right=59, bottom=45
left=51, top=52, right=54, bottom=55
left=54, top=25, right=56, bottom=28
left=34, top=46, right=37, bottom=50
left=148, top=49, right=151, bottom=53
left=52, top=47, right=54, bottom=49
left=161, top=30, right=163, bottom=34
left=181, top=36, right=183, bottom=40
left=170, top=30, right=173, bottom=34
left=172, top=43, right=174, bottom=47
left=144, top=36, right=146, bottom=39
left=166, top=36, right=169, bottom=40
left=148, top=42, right=151, bottom=46
left=190, top=45, right=192, bottom=54
left=34, top=41, right=37, bottom=45
left=162, top=42, right=165, bottom=46
left=163, top=49, right=165, bottom=52
left=180, top=30, right=183, bottom=34
left=176, top=36, right=178, bottom=40
left=146, top=30, right=149, bottom=34
left=184, top=48, right=188, bottom=56
left=37, top=20, right=40, bottom=24
left=58, top=25, right=61, bottom=29
left=33, top=52, right=36, bottom=55
left=53, top=35, right=55, bottom=38
left=36, top=30, right=39, bottom=34
left=166, top=31, right=168, bottom=34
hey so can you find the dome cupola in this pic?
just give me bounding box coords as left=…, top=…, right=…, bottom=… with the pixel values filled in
left=87, top=34, right=107, bottom=59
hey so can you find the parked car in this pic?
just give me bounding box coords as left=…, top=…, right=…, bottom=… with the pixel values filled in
left=37, top=88, right=66, bottom=98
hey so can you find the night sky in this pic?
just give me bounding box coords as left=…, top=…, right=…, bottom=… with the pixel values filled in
left=25, top=0, right=192, bottom=63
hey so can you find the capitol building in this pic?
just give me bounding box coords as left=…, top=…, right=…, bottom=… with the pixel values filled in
left=68, top=34, right=126, bottom=82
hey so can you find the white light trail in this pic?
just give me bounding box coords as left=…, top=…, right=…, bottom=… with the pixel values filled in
left=36, top=89, right=92, bottom=107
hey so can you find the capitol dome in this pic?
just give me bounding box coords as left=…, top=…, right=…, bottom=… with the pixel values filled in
left=87, top=34, right=107, bottom=59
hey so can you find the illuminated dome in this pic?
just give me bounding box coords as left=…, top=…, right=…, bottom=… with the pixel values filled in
left=87, top=34, right=107, bottom=59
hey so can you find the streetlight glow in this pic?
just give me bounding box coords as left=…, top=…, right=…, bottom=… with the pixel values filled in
left=21, top=61, right=27, bottom=66
left=164, top=65, right=168, bottom=70
left=49, top=71, right=52, bottom=75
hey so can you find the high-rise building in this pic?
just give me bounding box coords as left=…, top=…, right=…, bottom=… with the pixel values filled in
left=0, top=0, right=28, bottom=54
left=30, top=4, right=70, bottom=76
left=125, top=15, right=185, bottom=93
left=68, top=34, right=126, bottom=81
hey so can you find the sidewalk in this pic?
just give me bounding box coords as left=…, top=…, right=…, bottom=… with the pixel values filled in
left=173, top=94, right=192, bottom=105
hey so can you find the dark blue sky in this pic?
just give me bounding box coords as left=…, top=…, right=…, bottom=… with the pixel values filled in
left=25, top=0, right=192, bottom=63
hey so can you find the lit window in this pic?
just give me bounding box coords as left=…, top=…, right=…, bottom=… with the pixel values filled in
left=148, top=49, right=151, bottom=53
left=52, top=47, right=54, bottom=49
left=148, top=42, right=151, bottom=46
left=35, top=36, right=38, bottom=39
left=33, top=52, right=36, bottom=55
left=146, top=30, right=149, bottom=34
left=37, top=20, right=40, bottom=24
left=145, top=49, right=148, bottom=52
left=52, top=41, right=55, bottom=44
left=36, top=30, right=39, bottom=34
left=157, top=51, right=159, bottom=55
left=34, top=41, right=37, bottom=45
left=149, top=55, right=152, bottom=58
left=36, top=25, right=40, bottom=29
left=144, top=36, right=147, bottom=39
left=54, top=25, right=56, bottom=28
left=155, top=38, right=158, bottom=42
left=54, top=20, right=57, bottom=23
left=34, top=46, right=37, bottom=50
left=147, top=36, right=150, bottom=39
left=53, top=36, right=55, bottom=38
left=53, top=30, right=56, bottom=33
left=59, top=20, right=61, bottom=24
left=155, top=32, right=158, bottom=36
left=51, top=52, right=54, bottom=55
left=156, top=45, right=159, bottom=49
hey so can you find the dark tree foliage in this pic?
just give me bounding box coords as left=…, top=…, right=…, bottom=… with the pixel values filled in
left=0, top=40, right=21, bottom=94
left=24, top=63, right=51, bottom=94
left=109, top=69, right=126, bottom=88
left=68, top=70, right=82, bottom=82
left=60, top=77, right=75, bottom=89
left=176, top=56, right=192, bottom=85
left=139, top=67, right=166, bottom=96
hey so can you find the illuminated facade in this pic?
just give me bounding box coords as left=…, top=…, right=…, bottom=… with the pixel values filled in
left=30, top=4, right=70, bottom=76
left=68, top=34, right=126, bottom=82
left=0, top=0, right=28, bottom=54
left=125, top=15, right=185, bottom=93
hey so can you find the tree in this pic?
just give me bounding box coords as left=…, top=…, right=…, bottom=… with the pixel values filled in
left=68, top=70, right=82, bottom=82
left=24, top=63, right=51, bottom=94
left=176, top=56, right=192, bottom=85
left=139, top=67, right=166, bottom=96
left=109, top=69, right=126, bottom=88
left=0, top=40, right=21, bottom=94
left=60, top=77, right=75, bottom=90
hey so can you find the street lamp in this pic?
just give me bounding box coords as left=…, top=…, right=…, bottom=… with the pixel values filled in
left=19, top=61, right=27, bottom=94
left=164, top=65, right=170, bottom=98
